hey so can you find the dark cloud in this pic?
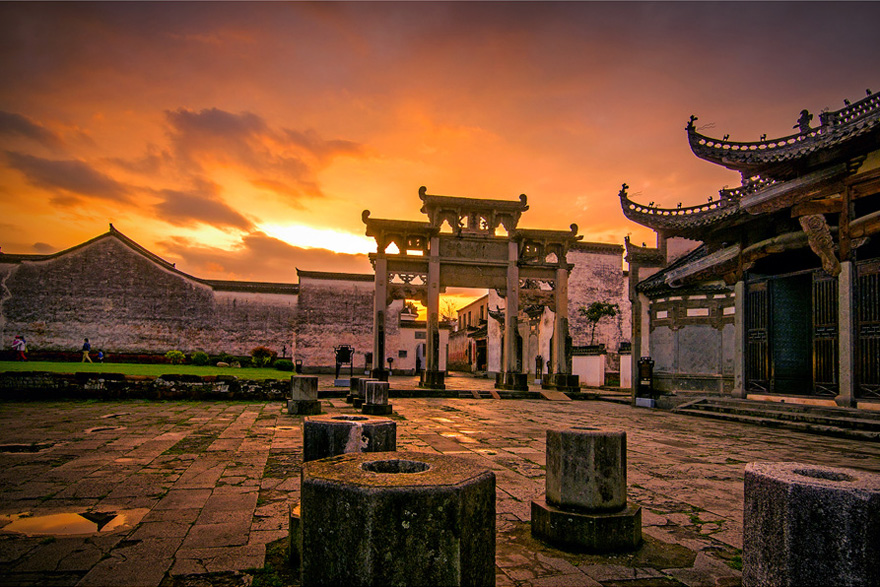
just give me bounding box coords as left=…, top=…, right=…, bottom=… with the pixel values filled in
left=283, top=128, right=364, bottom=161
left=32, top=242, right=56, bottom=254
left=4, top=151, right=130, bottom=204
left=154, top=179, right=252, bottom=230
left=109, top=145, right=170, bottom=175
left=163, top=107, right=366, bottom=200
left=0, top=111, right=62, bottom=147
left=161, top=231, right=372, bottom=283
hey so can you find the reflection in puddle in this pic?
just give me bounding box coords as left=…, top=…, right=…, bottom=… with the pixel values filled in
left=0, top=443, right=55, bottom=453
left=0, top=508, right=149, bottom=536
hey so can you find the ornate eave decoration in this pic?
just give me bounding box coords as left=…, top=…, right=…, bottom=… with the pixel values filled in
left=686, top=90, right=880, bottom=174
left=362, top=211, right=437, bottom=254
left=418, top=185, right=528, bottom=236
left=618, top=183, right=744, bottom=236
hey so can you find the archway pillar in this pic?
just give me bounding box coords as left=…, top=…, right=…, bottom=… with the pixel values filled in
left=497, top=241, right=528, bottom=390
left=549, top=266, right=579, bottom=391
left=420, top=235, right=445, bottom=389
left=371, top=255, right=388, bottom=381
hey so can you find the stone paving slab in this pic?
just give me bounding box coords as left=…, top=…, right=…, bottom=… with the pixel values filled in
left=1, top=396, right=879, bottom=586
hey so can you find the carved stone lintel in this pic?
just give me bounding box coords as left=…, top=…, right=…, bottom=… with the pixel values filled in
left=799, top=214, right=840, bottom=276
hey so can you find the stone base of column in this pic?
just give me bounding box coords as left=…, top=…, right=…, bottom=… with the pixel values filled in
left=551, top=374, right=580, bottom=392
left=495, top=372, right=529, bottom=391
left=531, top=498, right=641, bottom=552
left=370, top=368, right=389, bottom=382
left=288, top=399, right=322, bottom=416
left=353, top=398, right=364, bottom=408
left=362, top=403, right=393, bottom=415
left=419, top=370, right=446, bottom=389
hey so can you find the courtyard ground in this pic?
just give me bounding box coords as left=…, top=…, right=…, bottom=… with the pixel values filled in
left=1, top=387, right=878, bottom=586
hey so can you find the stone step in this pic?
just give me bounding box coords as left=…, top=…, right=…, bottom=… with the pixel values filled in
left=674, top=407, right=880, bottom=442
left=685, top=399, right=880, bottom=432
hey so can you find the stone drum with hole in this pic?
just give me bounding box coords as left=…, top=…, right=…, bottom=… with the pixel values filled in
left=743, top=461, right=880, bottom=587
left=288, top=376, right=321, bottom=416
left=302, top=414, right=396, bottom=462
left=531, top=427, right=641, bottom=552
left=362, top=380, right=392, bottom=415
left=300, top=451, right=495, bottom=586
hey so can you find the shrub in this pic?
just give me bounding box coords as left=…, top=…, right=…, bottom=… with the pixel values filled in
left=251, top=346, right=277, bottom=368
left=217, top=352, right=235, bottom=364
left=191, top=351, right=210, bottom=366
left=165, top=350, right=186, bottom=365
left=274, top=359, right=294, bottom=372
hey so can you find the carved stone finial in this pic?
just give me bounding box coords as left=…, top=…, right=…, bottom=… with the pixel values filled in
left=760, top=133, right=767, bottom=141
left=619, top=183, right=628, bottom=198
left=570, top=223, right=578, bottom=235
left=793, top=109, right=813, bottom=133
left=687, top=115, right=698, bottom=130
left=418, top=186, right=428, bottom=200
left=519, top=193, right=528, bottom=207
left=362, top=210, right=371, bottom=224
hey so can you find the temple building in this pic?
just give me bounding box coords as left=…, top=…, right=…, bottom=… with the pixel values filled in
left=622, top=90, right=880, bottom=409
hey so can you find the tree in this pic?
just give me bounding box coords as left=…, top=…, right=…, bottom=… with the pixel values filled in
left=578, top=302, right=619, bottom=346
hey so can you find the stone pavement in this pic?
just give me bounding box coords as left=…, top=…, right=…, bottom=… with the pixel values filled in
left=1, top=393, right=878, bottom=586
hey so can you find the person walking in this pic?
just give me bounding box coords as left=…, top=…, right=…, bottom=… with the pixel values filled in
left=81, top=338, right=93, bottom=363
left=12, top=335, right=27, bottom=361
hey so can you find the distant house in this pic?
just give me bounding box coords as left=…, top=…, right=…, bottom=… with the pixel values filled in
left=622, top=90, right=880, bottom=409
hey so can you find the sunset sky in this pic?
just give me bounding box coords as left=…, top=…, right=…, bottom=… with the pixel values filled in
left=2, top=2, right=879, bottom=292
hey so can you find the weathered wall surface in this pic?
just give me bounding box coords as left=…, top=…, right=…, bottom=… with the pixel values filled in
left=292, top=274, right=404, bottom=371
left=648, top=291, right=735, bottom=394
left=567, top=243, right=630, bottom=369
left=0, top=236, right=297, bottom=356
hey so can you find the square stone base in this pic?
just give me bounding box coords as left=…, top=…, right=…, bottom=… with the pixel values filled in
left=362, top=403, right=393, bottom=415
left=635, top=398, right=656, bottom=408
left=352, top=398, right=364, bottom=408
left=531, top=498, right=641, bottom=552
left=288, top=400, right=322, bottom=416
left=334, top=378, right=350, bottom=387
left=345, top=394, right=355, bottom=404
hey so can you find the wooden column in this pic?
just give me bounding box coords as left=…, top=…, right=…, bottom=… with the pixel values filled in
left=733, top=280, right=747, bottom=399
left=837, top=260, right=856, bottom=407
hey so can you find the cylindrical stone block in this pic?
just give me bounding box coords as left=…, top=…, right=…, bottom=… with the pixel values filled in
left=743, top=462, right=880, bottom=587
left=301, top=451, right=495, bottom=586
left=364, top=380, right=389, bottom=405
left=546, top=427, right=626, bottom=512
left=291, top=376, right=318, bottom=401
left=302, top=414, right=396, bottom=462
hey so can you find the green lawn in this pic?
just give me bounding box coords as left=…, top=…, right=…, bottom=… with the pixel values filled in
left=0, top=361, right=294, bottom=380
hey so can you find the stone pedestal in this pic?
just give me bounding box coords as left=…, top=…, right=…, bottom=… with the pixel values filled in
left=419, top=369, right=446, bottom=390
left=362, top=380, right=392, bottom=415
left=532, top=427, right=641, bottom=552
left=495, top=371, right=529, bottom=391
left=743, top=462, right=880, bottom=587
left=551, top=373, right=580, bottom=393
left=302, top=414, right=396, bottom=462
left=301, top=451, right=495, bottom=586
left=288, top=376, right=321, bottom=416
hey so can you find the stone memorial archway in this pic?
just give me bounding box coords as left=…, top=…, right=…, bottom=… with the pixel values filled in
left=363, top=187, right=582, bottom=391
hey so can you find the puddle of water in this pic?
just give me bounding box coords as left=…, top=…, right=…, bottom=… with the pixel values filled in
left=84, top=426, right=126, bottom=434
left=101, top=412, right=130, bottom=419
left=0, top=442, right=55, bottom=453
left=0, top=509, right=149, bottom=536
